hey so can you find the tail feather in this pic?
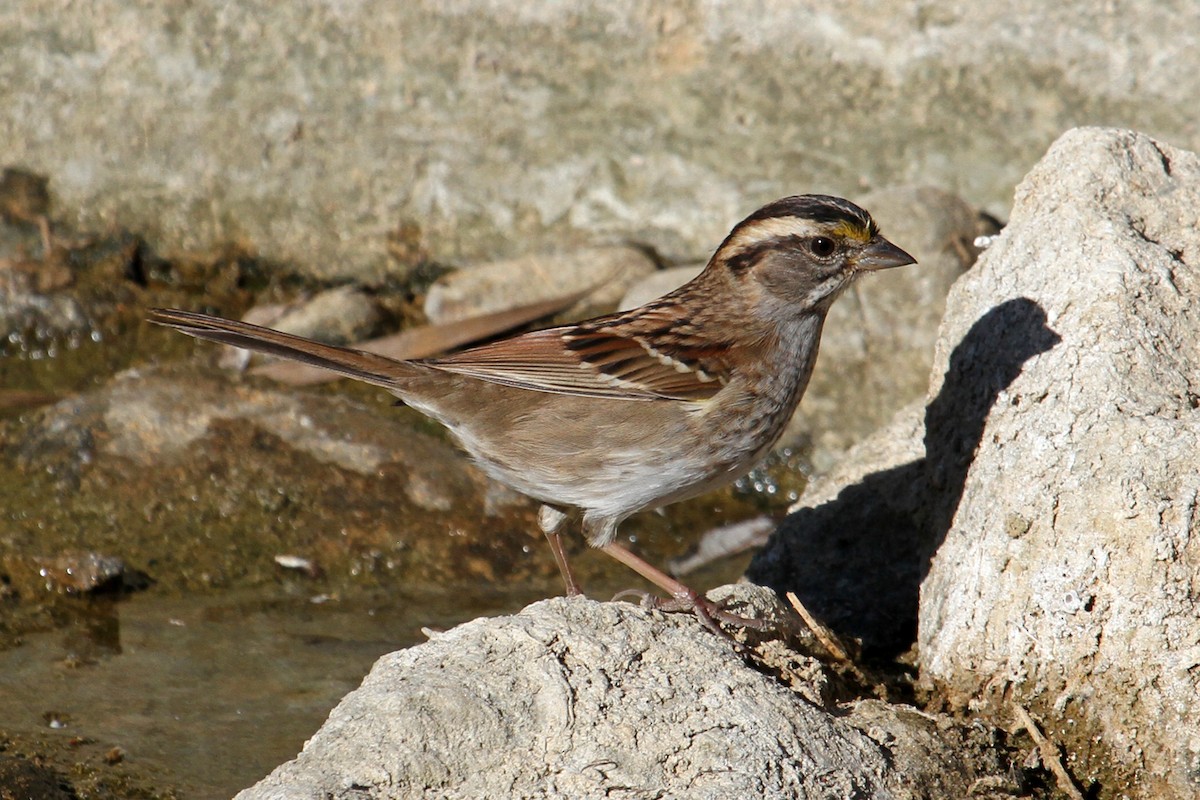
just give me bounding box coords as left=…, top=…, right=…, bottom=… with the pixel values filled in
left=147, top=308, right=418, bottom=389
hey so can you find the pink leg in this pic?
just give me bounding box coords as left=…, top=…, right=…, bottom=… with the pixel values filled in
left=539, top=505, right=582, bottom=596
left=600, top=541, right=768, bottom=635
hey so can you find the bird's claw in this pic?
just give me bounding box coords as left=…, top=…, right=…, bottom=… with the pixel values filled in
left=613, top=586, right=771, bottom=644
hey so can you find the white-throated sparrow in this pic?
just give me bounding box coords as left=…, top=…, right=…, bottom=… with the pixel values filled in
left=150, top=194, right=915, bottom=633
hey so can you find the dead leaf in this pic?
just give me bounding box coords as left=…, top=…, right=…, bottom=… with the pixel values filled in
left=0, top=389, right=61, bottom=410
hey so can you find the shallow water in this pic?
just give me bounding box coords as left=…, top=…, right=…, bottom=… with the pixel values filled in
left=0, top=584, right=550, bottom=797
left=0, top=543, right=751, bottom=798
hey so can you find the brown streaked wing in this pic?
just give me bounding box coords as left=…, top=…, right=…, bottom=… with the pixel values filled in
left=424, top=325, right=727, bottom=401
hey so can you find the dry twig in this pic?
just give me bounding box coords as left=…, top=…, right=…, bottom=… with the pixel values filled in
left=785, top=591, right=852, bottom=662
left=1012, top=703, right=1085, bottom=800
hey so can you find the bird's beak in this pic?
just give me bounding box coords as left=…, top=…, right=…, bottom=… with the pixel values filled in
left=856, top=238, right=917, bottom=272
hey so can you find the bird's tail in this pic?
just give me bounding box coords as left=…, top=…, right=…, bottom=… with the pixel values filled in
left=148, top=308, right=420, bottom=389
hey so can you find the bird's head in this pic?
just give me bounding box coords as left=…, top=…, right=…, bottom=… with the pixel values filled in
left=707, top=194, right=916, bottom=315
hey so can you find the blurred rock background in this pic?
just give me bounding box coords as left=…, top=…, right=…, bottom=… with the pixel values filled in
left=3, top=1, right=1196, bottom=282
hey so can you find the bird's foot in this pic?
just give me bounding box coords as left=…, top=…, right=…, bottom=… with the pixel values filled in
left=612, top=586, right=771, bottom=642
left=651, top=589, right=773, bottom=635
left=600, top=541, right=771, bottom=643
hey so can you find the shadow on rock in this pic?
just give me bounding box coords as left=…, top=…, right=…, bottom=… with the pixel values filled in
left=747, top=297, right=1061, bottom=656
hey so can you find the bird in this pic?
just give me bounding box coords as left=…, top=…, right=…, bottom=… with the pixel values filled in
left=149, top=194, right=915, bottom=634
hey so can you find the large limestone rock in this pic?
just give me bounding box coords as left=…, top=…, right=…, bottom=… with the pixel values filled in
left=751, top=127, right=1200, bottom=799
left=3, top=2, right=1197, bottom=280
left=235, top=590, right=1015, bottom=799
left=919, top=128, right=1200, bottom=799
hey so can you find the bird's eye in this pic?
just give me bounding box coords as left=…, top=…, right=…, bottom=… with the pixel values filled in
left=809, top=237, right=836, bottom=258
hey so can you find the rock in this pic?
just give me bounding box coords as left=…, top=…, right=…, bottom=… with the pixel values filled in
left=235, top=588, right=1016, bottom=800
left=270, top=286, right=383, bottom=344
left=751, top=127, right=1200, bottom=799
left=918, top=128, right=1200, bottom=799
left=424, top=245, right=656, bottom=323
left=6, top=3, right=1197, bottom=280
left=617, top=263, right=703, bottom=310
left=790, top=186, right=986, bottom=469
left=0, top=549, right=151, bottom=605
left=667, top=514, right=775, bottom=577
left=219, top=287, right=383, bottom=369
left=30, top=551, right=128, bottom=594
left=0, top=261, right=92, bottom=356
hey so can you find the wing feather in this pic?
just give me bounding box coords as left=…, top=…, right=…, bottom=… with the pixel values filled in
left=424, top=314, right=733, bottom=401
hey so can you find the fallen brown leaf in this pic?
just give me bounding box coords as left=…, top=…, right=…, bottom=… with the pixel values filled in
left=0, top=389, right=61, bottom=410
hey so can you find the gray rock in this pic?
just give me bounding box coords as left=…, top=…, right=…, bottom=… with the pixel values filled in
left=752, top=127, right=1200, bottom=799
left=4, top=3, right=1197, bottom=280
left=92, top=370, right=469, bottom=514
left=424, top=245, right=655, bottom=323
left=24, top=551, right=128, bottom=594
left=270, top=287, right=383, bottom=344
left=918, top=127, right=1200, bottom=799
left=235, top=589, right=1014, bottom=800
